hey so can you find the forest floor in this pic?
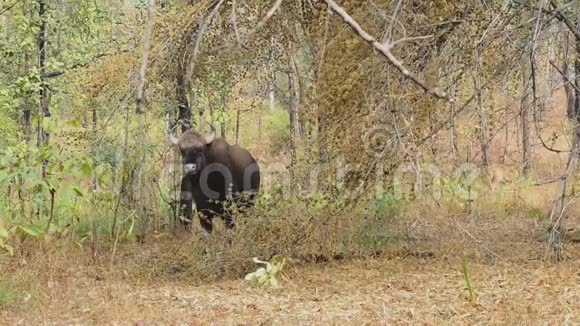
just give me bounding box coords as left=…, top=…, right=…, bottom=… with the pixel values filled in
left=1, top=212, right=579, bottom=325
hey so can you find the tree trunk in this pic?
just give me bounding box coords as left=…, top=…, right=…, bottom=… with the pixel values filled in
left=135, top=0, right=155, bottom=114
left=287, top=46, right=301, bottom=188
left=563, top=63, right=576, bottom=119
left=37, top=0, right=50, bottom=150
left=269, top=36, right=276, bottom=112
left=521, top=57, right=532, bottom=176
left=20, top=3, right=32, bottom=142
left=547, top=21, right=580, bottom=260
left=235, top=105, right=240, bottom=145
left=36, top=0, right=50, bottom=221
left=288, top=51, right=301, bottom=139
left=177, top=77, right=192, bottom=133
left=473, top=72, right=489, bottom=169
left=220, top=91, right=226, bottom=139
left=574, top=20, right=580, bottom=117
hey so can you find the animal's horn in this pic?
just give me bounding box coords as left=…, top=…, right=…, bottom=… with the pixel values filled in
left=204, top=121, right=216, bottom=144
left=165, top=115, right=180, bottom=146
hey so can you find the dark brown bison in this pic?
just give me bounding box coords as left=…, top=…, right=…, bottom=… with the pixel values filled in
left=168, top=124, right=260, bottom=234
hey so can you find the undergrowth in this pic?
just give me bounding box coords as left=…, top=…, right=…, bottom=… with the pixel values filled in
left=117, top=194, right=404, bottom=282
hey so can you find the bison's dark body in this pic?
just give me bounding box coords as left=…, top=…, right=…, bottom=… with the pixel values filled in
left=175, top=131, right=260, bottom=233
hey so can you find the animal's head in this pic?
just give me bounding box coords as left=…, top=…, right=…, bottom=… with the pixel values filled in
left=167, top=124, right=216, bottom=176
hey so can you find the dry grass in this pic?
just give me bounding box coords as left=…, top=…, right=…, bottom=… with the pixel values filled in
left=1, top=211, right=578, bottom=325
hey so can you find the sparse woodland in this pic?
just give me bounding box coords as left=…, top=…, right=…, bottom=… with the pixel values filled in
left=0, top=0, right=579, bottom=323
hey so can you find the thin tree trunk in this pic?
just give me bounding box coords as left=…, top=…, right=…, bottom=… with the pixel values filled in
left=36, top=0, right=50, bottom=222
left=20, top=4, right=32, bottom=142
left=563, top=63, right=576, bottom=119
left=135, top=0, right=155, bottom=114
left=288, top=51, right=301, bottom=139
left=503, top=102, right=509, bottom=163
left=235, top=105, right=240, bottom=145
left=37, top=0, right=49, bottom=148
left=269, top=36, right=276, bottom=112
left=287, top=46, right=301, bottom=188
left=258, top=109, right=262, bottom=143
left=574, top=20, right=580, bottom=116
left=473, top=71, right=489, bottom=169
left=449, top=85, right=458, bottom=156
left=220, top=91, right=226, bottom=139
left=521, top=57, right=532, bottom=176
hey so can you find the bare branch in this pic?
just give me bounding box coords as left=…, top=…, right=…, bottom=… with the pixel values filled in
left=386, top=0, right=403, bottom=41
left=324, top=0, right=449, bottom=101
left=535, top=176, right=566, bottom=187
left=549, top=0, right=580, bottom=42
left=550, top=60, right=580, bottom=93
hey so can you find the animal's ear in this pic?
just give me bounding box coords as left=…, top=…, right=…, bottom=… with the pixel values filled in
left=165, top=115, right=180, bottom=146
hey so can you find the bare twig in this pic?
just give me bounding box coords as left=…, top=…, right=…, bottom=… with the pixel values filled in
left=369, top=0, right=405, bottom=40
left=386, top=0, right=403, bottom=41
left=451, top=217, right=504, bottom=260
left=390, top=34, right=434, bottom=48
left=324, top=0, right=449, bottom=101
left=0, top=0, right=23, bottom=16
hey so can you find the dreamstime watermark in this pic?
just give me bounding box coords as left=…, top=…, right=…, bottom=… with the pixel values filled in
left=167, top=126, right=484, bottom=201
left=170, top=160, right=482, bottom=202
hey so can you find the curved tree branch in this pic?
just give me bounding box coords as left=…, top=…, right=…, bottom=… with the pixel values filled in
left=324, top=0, right=449, bottom=101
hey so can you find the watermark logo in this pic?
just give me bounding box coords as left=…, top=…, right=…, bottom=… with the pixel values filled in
left=364, top=126, right=396, bottom=158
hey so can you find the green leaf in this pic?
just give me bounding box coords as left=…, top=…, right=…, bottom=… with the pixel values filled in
left=1, top=244, right=14, bottom=256
left=0, top=227, right=9, bottom=239
left=73, top=187, right=85, bottom=197
left=14, top=224, right=43, bottom=237
left=81, top=163, right=92, bottom=176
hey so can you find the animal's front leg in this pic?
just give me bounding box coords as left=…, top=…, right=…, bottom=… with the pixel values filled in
left=222, top=211, right=235, bottom=230
left=198, top=213, right=214, bottom=235
left=179, top=177, right=194, bottom=228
